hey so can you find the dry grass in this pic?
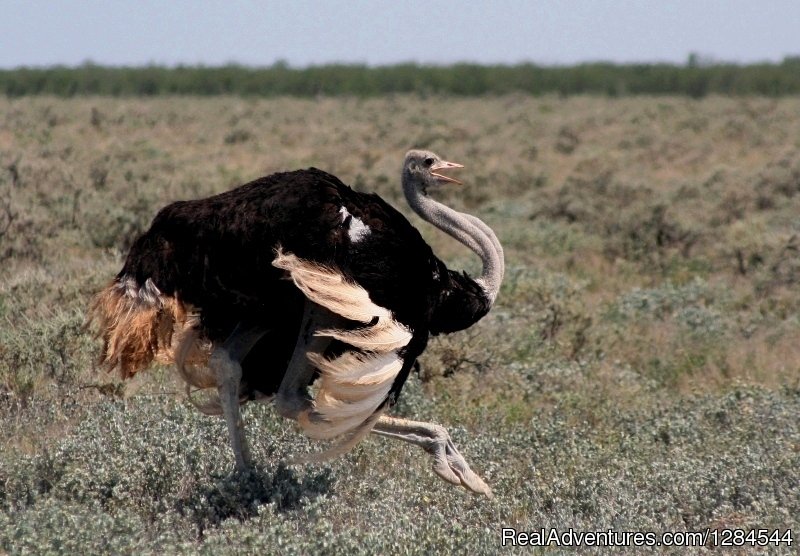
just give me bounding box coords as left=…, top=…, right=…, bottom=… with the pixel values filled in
left=1, top=95, right=798, bottom=554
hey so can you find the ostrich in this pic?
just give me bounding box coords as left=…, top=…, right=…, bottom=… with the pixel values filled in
left=90, top=150, right=504, bottom=496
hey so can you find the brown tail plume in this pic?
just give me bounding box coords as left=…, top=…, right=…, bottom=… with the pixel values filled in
left=88, top=277, right=205, bottom=379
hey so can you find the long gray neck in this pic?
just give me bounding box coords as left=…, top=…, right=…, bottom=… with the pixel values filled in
left=404, top=182, right=504, bottom=305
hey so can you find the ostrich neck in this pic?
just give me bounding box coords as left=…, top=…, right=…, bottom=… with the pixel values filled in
left=404, top=185, right=504, bottom=305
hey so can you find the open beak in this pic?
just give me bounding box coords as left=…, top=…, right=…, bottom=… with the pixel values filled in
left=430, top=160, right=464, bottom=185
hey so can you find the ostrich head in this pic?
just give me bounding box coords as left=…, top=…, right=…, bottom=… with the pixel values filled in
left=402, top=150, right=463, bottom=197
left=400, top=148, right=504, bottom=306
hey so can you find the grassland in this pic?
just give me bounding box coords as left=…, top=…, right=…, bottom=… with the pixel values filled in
left=1, top=95, right=798, bottom=554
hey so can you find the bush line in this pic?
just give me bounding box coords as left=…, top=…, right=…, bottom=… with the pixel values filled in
left=3, top=59, right=800, bottom=97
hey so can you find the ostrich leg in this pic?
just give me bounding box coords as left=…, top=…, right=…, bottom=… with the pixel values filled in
left=274, top=300, right=339, bottom=420
left=371, top=415, right=493, bottom=497
left=209, top=322, right=268, bottom=470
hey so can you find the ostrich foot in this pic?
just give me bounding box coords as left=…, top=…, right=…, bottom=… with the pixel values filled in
left=371, top=415, right=492, bottom=497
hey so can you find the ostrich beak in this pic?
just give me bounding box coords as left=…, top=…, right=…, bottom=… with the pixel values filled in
left=430, top=160, right=464, bottom=185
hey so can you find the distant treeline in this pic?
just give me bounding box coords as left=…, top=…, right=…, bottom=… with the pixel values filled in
left=2, top=59, right=800, bottom=97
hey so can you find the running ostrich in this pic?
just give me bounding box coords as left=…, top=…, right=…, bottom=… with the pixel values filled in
left=90, top=150, right=504, bottom=496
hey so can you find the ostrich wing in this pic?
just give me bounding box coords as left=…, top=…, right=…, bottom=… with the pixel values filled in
left=272, top=249, right=412, bottom=458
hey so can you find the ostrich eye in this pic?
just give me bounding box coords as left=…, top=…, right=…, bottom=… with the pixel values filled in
left=423, top=157, right=434, bottom=167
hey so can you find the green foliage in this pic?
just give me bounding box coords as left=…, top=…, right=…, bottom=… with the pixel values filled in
left=2, top=60, right=800, bottom=98
left=0, top=308, right=93, bottom=397
left=611, top=279, right=716, bottom=322
left=1, top=390, right=797, bottom=554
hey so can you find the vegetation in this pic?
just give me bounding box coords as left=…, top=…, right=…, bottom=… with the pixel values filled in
left=1, top=95, right=799, bottom=554
left=2, top=58, right=800, bottom=98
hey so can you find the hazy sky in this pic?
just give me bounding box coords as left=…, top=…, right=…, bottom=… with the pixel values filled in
left=3, top=1, right=799, bottom=68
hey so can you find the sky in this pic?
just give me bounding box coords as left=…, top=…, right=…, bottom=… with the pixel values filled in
left=2, top=1, right=799, bottom=69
